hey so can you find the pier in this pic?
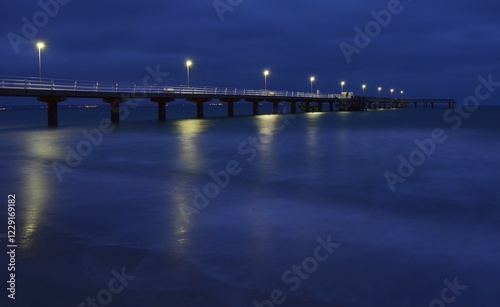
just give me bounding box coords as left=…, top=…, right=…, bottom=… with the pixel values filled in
left=0, top=77, right=456, bottom=127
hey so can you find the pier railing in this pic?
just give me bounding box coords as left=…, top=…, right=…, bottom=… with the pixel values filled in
left=0, top=76, right=457, bottom=127
left=0, top=76, right=338, bottom=99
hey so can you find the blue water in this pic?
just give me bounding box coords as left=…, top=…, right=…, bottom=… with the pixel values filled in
left=0, top=104, right=499, bottom=307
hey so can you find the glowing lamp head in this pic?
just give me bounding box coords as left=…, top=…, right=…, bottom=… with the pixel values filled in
left=378, top=87, right=382, bottom=91
left=264, top=70, right=270, bottom=76
left=36, top=42, right=45, bottom=50
left=400, top=90, right=404, bottom=94
left=310, top=76, right=315, bottom=82
left=362, top=84, right=366, bottom=89
left=186, top=60, right=193, bottom=67
left=390, top=89, right=394, bottom=93
left=341, top=81, right=345, bottom=86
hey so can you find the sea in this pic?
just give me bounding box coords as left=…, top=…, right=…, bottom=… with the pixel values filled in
left=0, top=102, right=499, bottom=307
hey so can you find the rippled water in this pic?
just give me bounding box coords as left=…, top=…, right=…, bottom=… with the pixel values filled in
left=0, top=104, right=499, bottom=306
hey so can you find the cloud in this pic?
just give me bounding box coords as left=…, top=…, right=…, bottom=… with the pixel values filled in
left=1, top=0, right=499, bottom=102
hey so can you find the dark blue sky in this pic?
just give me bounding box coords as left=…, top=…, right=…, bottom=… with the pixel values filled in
left=2, top=0, right=500, bottom=102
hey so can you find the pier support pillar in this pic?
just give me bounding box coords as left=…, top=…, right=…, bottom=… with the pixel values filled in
left=431, top=101, right=435, bottom=109
left=47, top=102, right=58, bottom=126
left=414, top=102, right=417, bottom=108
left=151, top=98, right=175, bottom=121
left=245, top=99, right=262, bottom=116
left=272, top=101, right=279, bottom=114
left=196, top=102, right=204, bottom=118
left=305, top=101, right=310, bottom=112
left=158, top=102, right=166, bottom=120
left=290, top=101, right=297, bottom=114
left=329, top=101, right=334, bottom=112
left=187, top=98, right=211, bottom=119
left=110, top=101, right=120, bottom=123
left=317, top=102, right=323, bottom=112
left=37, top=96, right=67, bottom=127
left=220, top=99, right=240, bottom=117
left=112, top=102, right=120, bottom=122
left=253, top=102, right=259, bottom=115
left=228, top=101, right=234, bottom=117
left=103, top=97, right=129, bottom=123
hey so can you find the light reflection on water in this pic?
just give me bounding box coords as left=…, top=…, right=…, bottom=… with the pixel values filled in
left=174, top=118, right=207, bottom=171
left=19, top=131, right=61, bottom=250
left=170, top=119, right=211, bottom=255
left=0, top=106, right=500, bottom=306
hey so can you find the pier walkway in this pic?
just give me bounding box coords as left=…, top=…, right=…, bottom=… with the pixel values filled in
left=0, top=77, right=456, bottom=126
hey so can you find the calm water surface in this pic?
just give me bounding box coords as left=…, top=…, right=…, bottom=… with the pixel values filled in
left=0, top=104, right=499, bottom=306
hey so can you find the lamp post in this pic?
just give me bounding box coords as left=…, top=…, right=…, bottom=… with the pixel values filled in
left=362, top=84, right=366, bottom=95
left=378, top=87, right=382, bottom=96
left=36, top=42, right=45, bottom=81
left=264, top=70, right=270, bottom=93
left=390, top=88, right=394, bottom=95
left=400, top=90, right=404, bottom=96
left=310, top=76, right=315, bottom=94
left=341, top=81, right=345, bottom=93
left=186, top=60, right=193, bottom=87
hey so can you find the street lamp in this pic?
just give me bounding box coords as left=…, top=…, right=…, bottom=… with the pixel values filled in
left=310, top=76, right=315, bottom=94
left=390, top=88, right=394, bottom=95
left=400, top=90, right=404, bottom=96
left=362, top=84, right=366, bottom=95
left=264, top=70, right=270, bottom=92
left=341, top=81, right=345, bottom=93
left=186, top=60, right=193, bottom=87
left=36, top=41, right=45, bottom=81
left=378, top=87, right=382, bottom=96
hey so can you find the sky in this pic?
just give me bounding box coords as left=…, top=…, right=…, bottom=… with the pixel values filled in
left=1, top=0, right=500, bottom=103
